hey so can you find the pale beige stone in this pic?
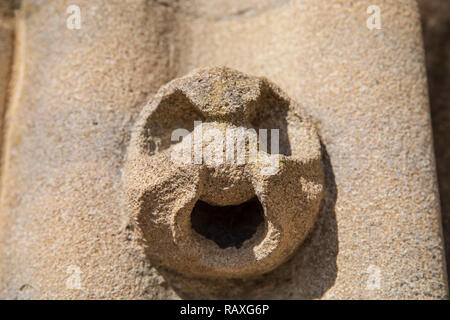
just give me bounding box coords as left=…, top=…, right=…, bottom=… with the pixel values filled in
left=418, top=0, right=450, bottom=281
left=0, top=0, right=447, bottom=299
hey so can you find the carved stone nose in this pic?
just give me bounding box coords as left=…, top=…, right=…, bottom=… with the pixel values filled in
left=123, top=67, right=324, bottom=278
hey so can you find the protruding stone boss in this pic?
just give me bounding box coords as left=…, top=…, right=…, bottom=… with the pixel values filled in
left=123, top=67, right=324, bottom=278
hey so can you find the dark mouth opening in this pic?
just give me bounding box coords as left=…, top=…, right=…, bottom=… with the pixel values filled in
left=190, top=197, right=264, bottom=249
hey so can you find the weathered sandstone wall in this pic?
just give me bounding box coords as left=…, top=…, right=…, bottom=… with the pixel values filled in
left=0, top=0, right=447, bottom=299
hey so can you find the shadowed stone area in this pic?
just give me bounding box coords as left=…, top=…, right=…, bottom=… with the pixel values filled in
left=191, top=197, right=265, bottom=249
left=418, top=0, right=450, bottom=281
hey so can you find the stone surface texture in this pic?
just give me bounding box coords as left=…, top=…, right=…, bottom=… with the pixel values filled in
left=0, top=0, right=448, bottom=299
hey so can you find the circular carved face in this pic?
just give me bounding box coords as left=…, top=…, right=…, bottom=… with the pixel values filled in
left=123, top=67, right=324, bottom=278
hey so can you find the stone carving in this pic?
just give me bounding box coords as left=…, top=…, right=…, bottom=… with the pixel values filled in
left=0, top=1, right=448, bottom=300
left=123, top=67, right=324, bottom=278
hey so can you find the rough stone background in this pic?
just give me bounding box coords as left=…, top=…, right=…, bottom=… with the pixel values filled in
left=418, top=0, right=450, bottom=280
